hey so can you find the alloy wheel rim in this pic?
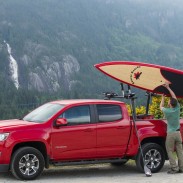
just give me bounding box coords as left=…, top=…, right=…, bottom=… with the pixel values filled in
left=19, top=154, right=39, bottom=176
left=144, top=149, right=161, bottom=169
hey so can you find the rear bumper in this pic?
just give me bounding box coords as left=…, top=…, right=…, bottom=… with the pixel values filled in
left=0, top=164, right=9, bottom=172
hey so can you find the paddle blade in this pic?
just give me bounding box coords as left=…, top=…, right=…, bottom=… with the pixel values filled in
left=144, top=165, right=152, bottom=177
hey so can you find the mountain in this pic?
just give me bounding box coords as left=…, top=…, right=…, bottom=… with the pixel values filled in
left=0, top=0, right=183, bottom=118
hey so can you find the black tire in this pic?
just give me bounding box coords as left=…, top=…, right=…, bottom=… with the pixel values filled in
left=111, top=159, right=129, bottom=166
left=135, top=143, right=165, bottom=173
left=11, top=147, right=45, bottom=180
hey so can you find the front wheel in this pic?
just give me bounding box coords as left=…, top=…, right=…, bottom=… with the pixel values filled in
left=11, top=147, right=45, bottom=180
left=135, top=143, right=165, bottom=173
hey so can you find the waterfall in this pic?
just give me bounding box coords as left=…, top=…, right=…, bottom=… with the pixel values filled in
left=4, top=41, right=20, bottom=89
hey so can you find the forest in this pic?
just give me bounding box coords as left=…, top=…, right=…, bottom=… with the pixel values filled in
left=0, top=0, right=183, bottom=119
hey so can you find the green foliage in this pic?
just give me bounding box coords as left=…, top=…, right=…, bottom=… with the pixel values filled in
left=149, top=96, right=166, bottom=119
left=149, top=97, right=183, bottom=119
left=127, top=97, right=183, bottom=119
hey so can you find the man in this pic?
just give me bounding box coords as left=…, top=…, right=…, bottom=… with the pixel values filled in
left=160, top=82, right=183, bottom=174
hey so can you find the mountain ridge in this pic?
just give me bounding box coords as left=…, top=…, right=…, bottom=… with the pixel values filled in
left=0, top=0, right=183, bottom=97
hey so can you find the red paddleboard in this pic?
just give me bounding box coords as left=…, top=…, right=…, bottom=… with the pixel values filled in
left=94, top=61, right=183, bottom=98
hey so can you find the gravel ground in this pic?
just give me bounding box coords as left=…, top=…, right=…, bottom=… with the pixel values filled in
left=0, top=161, right=182, bottom=183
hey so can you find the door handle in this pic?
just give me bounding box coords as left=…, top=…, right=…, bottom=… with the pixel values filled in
left=84, top=128, right=93, bottom=132
left=116, top=126, right=126, bottom=129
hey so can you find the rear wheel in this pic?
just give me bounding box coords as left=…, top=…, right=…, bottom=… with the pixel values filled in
left=135, top=143, right=165, bottom=173
left=11, top=147, right=45, bottom=180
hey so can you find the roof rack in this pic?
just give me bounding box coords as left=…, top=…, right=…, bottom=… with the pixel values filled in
left=103, top=83, right=157, bottom=120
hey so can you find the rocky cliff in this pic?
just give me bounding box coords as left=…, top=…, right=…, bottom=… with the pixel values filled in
left=0, top=0, right=183, bottom=95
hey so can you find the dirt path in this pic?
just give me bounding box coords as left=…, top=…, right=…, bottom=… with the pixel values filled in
left=0, top=161, right=182, bottom=183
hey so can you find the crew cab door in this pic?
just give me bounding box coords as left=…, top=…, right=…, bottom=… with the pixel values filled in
left=96, top=104, right=131, bottom=157
left=51, top=105, right=96, bottom=160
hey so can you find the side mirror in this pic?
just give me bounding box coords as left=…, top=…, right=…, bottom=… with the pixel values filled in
left=56, top=118, right=68, bottom=126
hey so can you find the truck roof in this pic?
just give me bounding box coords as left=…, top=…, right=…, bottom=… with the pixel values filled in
left=49, top=99, right=125, bottom=106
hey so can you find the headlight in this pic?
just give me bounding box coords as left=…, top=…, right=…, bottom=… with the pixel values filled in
left=0, top=133, right=9, bottom=141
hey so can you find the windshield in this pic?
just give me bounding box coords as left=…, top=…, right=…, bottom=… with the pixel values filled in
left=23, top=103, right=64, bottom=123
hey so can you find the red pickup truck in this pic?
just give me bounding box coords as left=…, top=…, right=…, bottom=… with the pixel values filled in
left=0, top=99, right=182, bottom=180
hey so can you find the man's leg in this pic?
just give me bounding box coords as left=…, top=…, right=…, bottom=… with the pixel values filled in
left=175, top=132, right=183, bottom=172
left=166, top=133, right=179, bottom=173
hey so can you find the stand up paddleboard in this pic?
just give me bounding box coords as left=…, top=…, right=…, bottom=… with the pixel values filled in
left=94, top=61, right=183, bottom=98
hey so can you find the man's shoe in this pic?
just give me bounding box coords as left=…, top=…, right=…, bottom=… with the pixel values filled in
left=167, top=169, right=179, bottom=174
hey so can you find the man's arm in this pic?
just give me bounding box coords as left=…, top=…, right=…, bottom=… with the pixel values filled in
left=160, top=94, right=165, bottom=110
left=163, top=82, right=177, bottom=99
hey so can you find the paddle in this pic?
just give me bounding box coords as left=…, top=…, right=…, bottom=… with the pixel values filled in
left=128, top=85, right=152, bottom=177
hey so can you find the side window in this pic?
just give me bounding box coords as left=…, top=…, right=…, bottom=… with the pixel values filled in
left=97, top=104, right=122, bottom=122
left=59, top=105, right=91, bottom=125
